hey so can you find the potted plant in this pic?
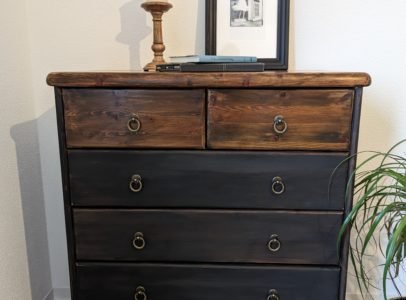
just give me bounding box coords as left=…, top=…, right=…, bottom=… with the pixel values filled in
left=336, top=140, right=406, bottom=300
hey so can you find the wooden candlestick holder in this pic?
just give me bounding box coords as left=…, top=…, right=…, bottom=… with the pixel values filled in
left=141, top=1, right=173, bottom=72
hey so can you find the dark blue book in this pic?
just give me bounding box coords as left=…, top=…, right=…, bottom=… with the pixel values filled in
left=156, top=62, right=265, bottom=72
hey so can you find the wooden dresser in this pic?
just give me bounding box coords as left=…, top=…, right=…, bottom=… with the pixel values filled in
left=47, top=72, right=371, bottom=300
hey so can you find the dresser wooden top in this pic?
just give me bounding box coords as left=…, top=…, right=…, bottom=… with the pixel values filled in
left=47, top=71, right=371, bottom=88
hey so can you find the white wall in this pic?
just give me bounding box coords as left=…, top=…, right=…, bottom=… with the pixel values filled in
left=0, top=0, right=51, bottom=299
left=2, top=0, right=406, bottom=299
left=293, top=0, right=406, bottom=151
left=292, top=2, right=406, bottom=297
left=0, top=1, right=32, bottom=298
left=25, top=0, right=205, bottom=292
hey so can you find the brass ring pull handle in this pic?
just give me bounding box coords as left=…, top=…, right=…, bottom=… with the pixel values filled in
left=128, top=115, right=141, bottom=133
left=267, top=289, right=280, bottom=300
left=129, top=175, right=143, bottom=193
left=134, top=286, right=147, bottom=300
left=132, top=232, right=146, bottom=250
left=268, top=234, right=281, bottom=252
left=273, top=115, right=288, bottom=135
left=271, top=177, right=285, bottom=195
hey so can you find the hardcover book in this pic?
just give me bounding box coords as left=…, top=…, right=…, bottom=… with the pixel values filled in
left=169, top=55, right=257, bottom=64
left=157, top=62, right=265, bottom=72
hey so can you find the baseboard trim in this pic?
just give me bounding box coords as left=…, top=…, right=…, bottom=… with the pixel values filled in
left=346, top=294, right=362, bottom=300
left=42, top=289, right=53, bottom=300
left=346, top=293, right=381, bottom=300
left=44, top=288, right=71, bottom=300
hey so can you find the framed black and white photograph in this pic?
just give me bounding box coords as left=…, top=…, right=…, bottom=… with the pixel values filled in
left=206, top=0, right=290, bottom=70
left=230, top=0, right=263, bottom=27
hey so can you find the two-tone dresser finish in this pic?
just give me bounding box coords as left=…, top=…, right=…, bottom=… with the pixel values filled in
left=47, top=72, right=371, bottom=300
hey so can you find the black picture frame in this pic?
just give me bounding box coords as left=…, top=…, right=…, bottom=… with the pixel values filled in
left=205, top=0, right=290, bottom=70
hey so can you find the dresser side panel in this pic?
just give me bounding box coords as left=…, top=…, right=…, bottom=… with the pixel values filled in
left=54, top=87, right=77, bottom=299
left=338, top=87, right=364, bottom=300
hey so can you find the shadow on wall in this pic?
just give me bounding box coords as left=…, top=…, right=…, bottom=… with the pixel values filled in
left=11, top=119, right=52, bottom=300
left=116, top=0, right=152, bottom=70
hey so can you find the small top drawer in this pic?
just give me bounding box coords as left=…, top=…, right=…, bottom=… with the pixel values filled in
left=63, top=89, right=205, bottom=149
left=208, top=89, right=354, bottom=151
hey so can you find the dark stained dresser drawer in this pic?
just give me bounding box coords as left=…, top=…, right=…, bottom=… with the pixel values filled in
left=63, top=89, right=206, bottom=149
left=74, top=209, right=342, bottom=265
left=69, top=150, right=349, bottom=210
left=208, top=89, right=354, bottom=150
left=76, top=263, right=340, bottom=300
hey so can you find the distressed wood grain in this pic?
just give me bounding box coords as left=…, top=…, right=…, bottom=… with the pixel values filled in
left=208, top=89, right=354, bottom=150
left=63, top=89, right=205, bottom=148
left=47, top=71, right=371, bottom=88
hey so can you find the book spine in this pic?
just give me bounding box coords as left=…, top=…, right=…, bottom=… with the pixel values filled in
left=224, top=64, right=264, bottom=72
left=200, top=56, right=257, bottom=63
left=170, top=56, right=257, bottom=63
left=179, top=63, right=264, bottom=72
left=179, top=64, right=223, bottom=72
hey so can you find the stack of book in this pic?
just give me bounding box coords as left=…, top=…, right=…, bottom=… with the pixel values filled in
left=156, top=55, right=264, bottom=72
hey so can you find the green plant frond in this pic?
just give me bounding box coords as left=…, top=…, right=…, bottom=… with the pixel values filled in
left=374, top=169, right=406, bottom=186
left=334, top=150, right=394, bottom=202
left=394, top=244, right=404, bottom=276
left=365, top=190, right=406, bottom=200
left=383, top=216, right=406, bottom=299
left=349, top=248, right=366, bottom=298
left=357, top=201, right=405, bottom=236
left=335, top=140, right=406, bottom=299
left=354, top=184, right=405, bottom=225
left=353, top=186, right=394, bottom=217
left=337, top=183, right=390, bottom=249
left=379, top=140, right=406, bottom=171
left=349, top=245, right=382, bottom=296
left=355, top=169, right=403, bottom=186
left=353, top=203, right=406, bottom=282
left=354, top=172, right=404, bottom=199
left=368, top=193, right=397, bottom=228
left=363, top=188, right=397, bottom=221
left=337, top=184, right=379, bottom=251
left=383, top=139, right=406, bottom=159
left=361, top=202, right=406, bottom=257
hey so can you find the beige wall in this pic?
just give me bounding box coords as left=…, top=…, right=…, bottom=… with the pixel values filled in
left=26, top=0, right=206, bottom=292
left=0, top=0, right=51, bottom=299
left=2, top=0, right=406, bottom=299
left=0, top=0, right=32, bottom=296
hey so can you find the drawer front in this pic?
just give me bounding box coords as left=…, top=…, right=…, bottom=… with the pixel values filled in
left=208, top=89, right=354, bottom=150
left=74, top=209, right=342, bottom=264
left=63, top=89, right=205, bottom=149
left=69, top=151, right=348, bottom=210
left=76, top=263, right=340, bottom=300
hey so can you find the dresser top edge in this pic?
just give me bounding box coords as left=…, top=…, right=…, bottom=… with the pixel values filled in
left=46, top=71, right=371, bottom=88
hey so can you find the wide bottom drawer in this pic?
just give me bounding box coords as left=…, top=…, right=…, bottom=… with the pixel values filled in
left=76, top=263, right=340, bottom=300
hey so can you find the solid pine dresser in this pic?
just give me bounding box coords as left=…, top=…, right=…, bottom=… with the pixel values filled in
left=47, top=71, right=371, bottom=300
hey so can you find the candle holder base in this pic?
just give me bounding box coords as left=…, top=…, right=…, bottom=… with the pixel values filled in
left=143, top=61, right=161, bottom=72
left=141, top=2, right=172, bottom=72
